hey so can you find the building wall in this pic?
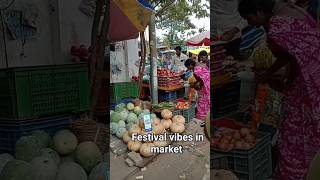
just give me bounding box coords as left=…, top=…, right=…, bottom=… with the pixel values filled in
left=110, top=39, right=139, bottom=83
left=0, top=0, right=54, bottom=68
left=0, top=0, right=138, bottom=82
left=0, top=0, right=93, bottom=68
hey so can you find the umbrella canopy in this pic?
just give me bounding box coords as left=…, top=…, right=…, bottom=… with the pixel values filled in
left=186, top=31, right=210, bottom=46
left=109, top=0, right=154, bottom=42
left=187, top=46, right=210, bottom=55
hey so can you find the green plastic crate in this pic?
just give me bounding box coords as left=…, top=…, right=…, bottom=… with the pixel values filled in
left=0, top=64, right=90, bottom=119
left=174, top=102, right=196, bottom=122
left=111, top=82, right=138, bottom=102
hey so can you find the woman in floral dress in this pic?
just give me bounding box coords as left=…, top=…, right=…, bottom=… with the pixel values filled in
left=239, top=0, right=320, bottom=179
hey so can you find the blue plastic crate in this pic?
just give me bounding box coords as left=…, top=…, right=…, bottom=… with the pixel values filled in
left=0, top=115, right=73, bottom=154
left=110, top=98, right=134, bottom=110
left=159, top=91, right=177, bottom=102
left=213, top=132, right=272, bottom=180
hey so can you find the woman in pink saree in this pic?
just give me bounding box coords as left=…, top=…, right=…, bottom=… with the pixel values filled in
left=239, top=0, right=320, bottom=179
left=184, top=59, right=210, bottom=122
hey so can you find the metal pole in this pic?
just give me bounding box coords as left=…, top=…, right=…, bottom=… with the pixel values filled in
left=149, top=12, right=158, bottom=104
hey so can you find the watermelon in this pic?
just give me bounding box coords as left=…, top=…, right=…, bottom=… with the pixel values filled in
left=111, top=112, right=121, bottom=123
left=119, top=109, right=129, bottom=121
left=127, top=112, right=138, bottom=124
left=116, top=127, right=127, bottom=138
left=30, top=156, right=57, bottom=180
left=56, top=162, right=87, bottom=180
left=89, top=162, right=107, bottom=180
left=127, top=103, right=135, bottom=111
left=0, top=153, right=14, bottom=173
left=53, top=130, right=78, bottom=155
left=126, top=122, right=135, bottom=130
left=31, top=130, right=51, bottom=149
left=0, top=160, right=33, bottom=180
left=15, top=136, right=41, bottom=162
left=118, top=120, right=126, bottom=128
left=115, top=103, right=126, bottom=112
left=133, top=106, right=142, bottom=115
left=110, top=122, right=119, bottom=135
left=75, top=141, right=102, bottom=173
left=39, top=148, right=60, bottom=165
left=143, top=109, right=150, bottom=114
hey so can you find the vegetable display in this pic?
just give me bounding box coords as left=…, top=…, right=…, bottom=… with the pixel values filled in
left=211, top=127, right=257, bottom=151
left=0, top=128, right=106, bottom=180
left=157, top=69, right=182, bottom=87
left=111, top=101, right=188, bottom=159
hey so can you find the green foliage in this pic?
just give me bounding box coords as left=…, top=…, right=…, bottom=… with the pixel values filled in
left=150, top=0, right=209, bottom=46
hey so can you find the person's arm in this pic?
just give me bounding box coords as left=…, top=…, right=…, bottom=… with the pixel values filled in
left=236, top=17, right=248, bottom=32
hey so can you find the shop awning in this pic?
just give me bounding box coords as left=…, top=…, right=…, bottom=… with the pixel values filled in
left=186, top=31, right=210, bottom=46
left=187, top=46, right=210, bottom=55
left=108, top=0, right=154, bottom=42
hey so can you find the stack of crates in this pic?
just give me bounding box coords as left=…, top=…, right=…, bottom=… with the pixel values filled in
left=158, top=90, right=177, bottom=102
left=212, top=79, right=241, bottom=119
left=0, top=63, right=89, bottom=154
left=0, top=64, right=90, bottom=119
left=212, top=132, right=272, bottom=180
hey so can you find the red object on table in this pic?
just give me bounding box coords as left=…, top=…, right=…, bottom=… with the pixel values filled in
left=212, top=118, right=243, bottom=130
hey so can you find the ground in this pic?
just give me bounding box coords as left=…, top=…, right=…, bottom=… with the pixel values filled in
left=110, top=120, right=210, bottom=180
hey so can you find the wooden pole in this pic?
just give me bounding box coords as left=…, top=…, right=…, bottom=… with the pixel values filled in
left=89, top=0, right=109, bottom=120
left=138, top=32, right=147, bottom=99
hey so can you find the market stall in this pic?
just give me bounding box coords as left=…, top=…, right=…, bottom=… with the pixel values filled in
left=210, top=31, right=285, bottom=180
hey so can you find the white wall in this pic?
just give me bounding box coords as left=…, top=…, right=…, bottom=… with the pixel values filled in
left=0, top=0, right=93, bottom=68
left=57, top=0, right=93, bottom=64
left=0, top=0, right=54, bottom=68
left=110, top=39, right=139, bottom=83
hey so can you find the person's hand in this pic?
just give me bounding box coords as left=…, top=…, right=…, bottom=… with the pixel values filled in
left=220, top=27, right=239, bottom=41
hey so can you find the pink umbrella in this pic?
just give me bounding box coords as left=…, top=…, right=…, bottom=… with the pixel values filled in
left=186, top=31, right=210, bottom=46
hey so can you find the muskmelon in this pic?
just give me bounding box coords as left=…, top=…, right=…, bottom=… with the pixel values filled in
left=39, top=148, right=60, bottom=165
left=56, top=162, right=87, bottom=180
left=53, top=130, right=78, bottom=155
left=0, top=159, right=33, bottom=180
left=30, top=156, right=57, bottom=180
left=0, top=153, right=14, bottom=173
left=75, top=141, right=102, bottom=173
left=15, top=136, right=41, bottom=162
left=30, top=130, right=50, bottom=149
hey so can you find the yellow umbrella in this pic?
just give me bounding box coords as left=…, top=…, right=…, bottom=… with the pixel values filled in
left=187, top=46, right=210, bottom=55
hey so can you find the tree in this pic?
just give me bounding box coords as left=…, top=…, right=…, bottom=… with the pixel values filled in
left=149, top=0, right=209, bottom=47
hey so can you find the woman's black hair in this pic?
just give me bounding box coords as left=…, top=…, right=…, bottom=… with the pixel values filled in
left=198, top=50, right=208, bottom=57
left=184, top=59, right=196, bottom=68
left=238, top=0, right=276, bottom=17
left=175, top=46, right=182, bottom=51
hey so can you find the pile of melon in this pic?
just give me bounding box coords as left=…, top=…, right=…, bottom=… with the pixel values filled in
left=110, top=101, right=157, bottom=139
left=119, top=108, right=186, bottom=158
left=0, top=129, right=107, bottom=180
